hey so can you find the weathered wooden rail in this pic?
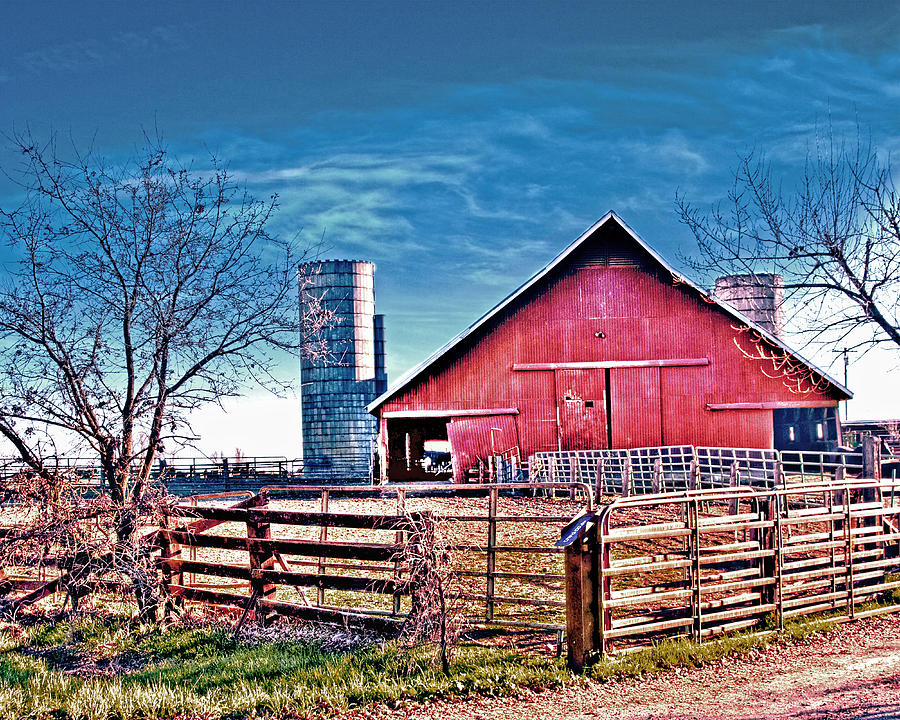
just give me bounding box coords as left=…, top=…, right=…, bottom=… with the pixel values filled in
left=1, top=483, right=591, bottom=640
left=156, top=483, right=591, bottom=633
left=558, top=478, right=900, bottom=670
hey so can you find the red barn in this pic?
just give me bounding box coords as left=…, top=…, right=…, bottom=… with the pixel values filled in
left=369, top=213, right=851, bottom=482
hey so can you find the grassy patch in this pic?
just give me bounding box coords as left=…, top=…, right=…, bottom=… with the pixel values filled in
left=1, top=600, right=898, bottom=719
left=0, top=618, right=574, bottom=720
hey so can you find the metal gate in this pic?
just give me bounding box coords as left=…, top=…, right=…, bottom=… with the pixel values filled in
left=558, top=479, right=900, bottom=671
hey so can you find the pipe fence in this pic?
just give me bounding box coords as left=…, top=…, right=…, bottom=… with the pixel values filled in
left=558, top=478, right=900, bottom=671
left=528, top=443, right=884, bottom=494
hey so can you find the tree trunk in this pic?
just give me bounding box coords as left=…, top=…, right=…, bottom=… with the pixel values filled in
left=115, top=505, right=160, bottom=623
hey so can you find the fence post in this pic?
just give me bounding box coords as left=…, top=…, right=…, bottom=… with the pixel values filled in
left=689, top=459, right=699, bottom=491
left=652, top=458, right=662, bottom=494
left=582, top=518, right=600, bottom=660
left=158, top=514, right=182, bottom=615
left=833, top=465, right=845, bottom=484
left=862, top=436, right=882, bottom=480
left=317, top=489, right=329, bottom=607
left=728, top=462, right=740, bottom=516
left=773, top=459, right=784, bottom=489
left=759, top=494, right=781, bottom=627
left=486, top=487, right=498, bottom=621
left=563, top=516, right=600, bottom=672
left=247, top=492, right=275, bottom=624
left=860, top=438, right=883, bottom=533
left=393, top=489, right=406, bottom=616
left=622, top=455, right=632, bottom=498
left=564, top=526, right=585, bottom=671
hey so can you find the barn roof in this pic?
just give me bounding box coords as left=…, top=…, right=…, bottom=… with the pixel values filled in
left=368, top=211, right=851, bottom=413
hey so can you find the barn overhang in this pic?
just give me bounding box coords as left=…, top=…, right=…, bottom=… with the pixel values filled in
left=383, top=408, right=519, bottom=419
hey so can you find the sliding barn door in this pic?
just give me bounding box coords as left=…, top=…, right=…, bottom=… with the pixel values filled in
left=554, top=369, right=608, bottom=450
left=447, top=414, right=519, bottom=483
left=609, top=366, right=662, bottom=447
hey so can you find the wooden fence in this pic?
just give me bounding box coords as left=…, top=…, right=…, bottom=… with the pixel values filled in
left=558, top=478, right=900, bottom=670
left=157, top=484, right=591, bottom=634
left=1, top=483, right=591, bottom=640
left=6, top=476, right=900, bottom=671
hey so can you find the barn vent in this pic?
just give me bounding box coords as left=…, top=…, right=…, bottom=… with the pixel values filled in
left=714, top=274, right=785, bottom=339
left=573, top=245, right=640, bottom=269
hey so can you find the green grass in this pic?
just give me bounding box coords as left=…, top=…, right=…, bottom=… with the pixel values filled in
left=1, top=600, right=899, bottom=720
left=0, top=618, right=574, bottom=720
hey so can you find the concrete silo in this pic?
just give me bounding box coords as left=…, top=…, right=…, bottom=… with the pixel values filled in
left=299, top=260, right=387, bottom=479
left=715, top=274, right=785, bottom=338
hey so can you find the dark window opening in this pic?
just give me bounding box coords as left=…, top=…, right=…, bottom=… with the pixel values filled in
left=773, top=407, right=839, bottom=451
left=386, top=417, right=451, bottom=481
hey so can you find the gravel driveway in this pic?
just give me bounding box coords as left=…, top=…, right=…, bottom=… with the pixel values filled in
left=348, top=613, right=900, bottom=720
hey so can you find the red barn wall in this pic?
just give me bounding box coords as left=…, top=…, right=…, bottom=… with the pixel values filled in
left=378, top=224, right=840, bottom=469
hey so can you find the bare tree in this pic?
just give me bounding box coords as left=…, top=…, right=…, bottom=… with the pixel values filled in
left=677, top=128, right=900, bottom=356
left=0, top=467, right=176, bottom=619
left=396, top=505, right=461, bottom=675
left=0, top=131, right=333, bottom=618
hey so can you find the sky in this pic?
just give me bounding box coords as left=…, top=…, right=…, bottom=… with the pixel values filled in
left=1, top=1, right=899, bottom=457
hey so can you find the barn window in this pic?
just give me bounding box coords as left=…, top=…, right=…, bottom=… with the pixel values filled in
left=585, top=400, right=594, bottom=408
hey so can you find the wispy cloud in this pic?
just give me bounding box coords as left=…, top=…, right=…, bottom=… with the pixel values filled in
left=52, top=14, right=900, bottom=380
left=10, top=24, right=191, bottom=77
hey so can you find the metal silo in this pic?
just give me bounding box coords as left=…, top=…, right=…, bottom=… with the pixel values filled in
left=299, top=260, right=386, bottom=480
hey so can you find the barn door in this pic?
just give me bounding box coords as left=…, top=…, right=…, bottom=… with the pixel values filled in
left=555, top=369, right=608, bottom=450
left=447, top=414, right=519, bottom=483
left=610, top=367, right=662, bottom=447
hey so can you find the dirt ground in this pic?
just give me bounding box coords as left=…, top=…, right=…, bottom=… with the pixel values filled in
left=348, top=613, right=900, bottom=720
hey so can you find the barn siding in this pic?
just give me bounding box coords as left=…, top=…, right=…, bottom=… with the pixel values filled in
left=376, top=219, right=841, bottom=477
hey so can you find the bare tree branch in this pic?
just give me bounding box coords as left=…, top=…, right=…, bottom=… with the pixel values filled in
left=0, top=131, right=336, bottom=618
left=677, top=126, right=900, bottom=357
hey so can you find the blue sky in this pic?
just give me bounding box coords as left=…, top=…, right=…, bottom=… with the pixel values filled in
left=2, top=1, right=899, bottom=455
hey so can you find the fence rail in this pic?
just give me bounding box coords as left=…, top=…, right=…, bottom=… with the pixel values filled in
left=0, top=455, right=374, bottom=494
left=528, top=442, right=890, bottom=494
left=2, top=483, right=592, bottom=637
left=558, top=478, right=900, bottom=671
left=5, top=470, right=900, bottom=671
